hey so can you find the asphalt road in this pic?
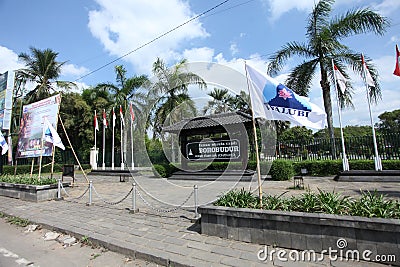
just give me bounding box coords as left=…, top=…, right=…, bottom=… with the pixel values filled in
left=0, top=217, right=157, bottom=267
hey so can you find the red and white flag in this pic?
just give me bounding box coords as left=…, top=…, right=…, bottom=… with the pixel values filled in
left=333, top=64, right=347, bottom=94
left=129, top=102, right=135, bottom=123
left=120, top=105, right=125, bottom=127
left=394, top=45, right=400, bottom=77
left=94, top=110, right=99, bottom=131
left=361, top=54, right=375, bottom=87
left=103, top=109, right=108, bottom=128
left=112, top=107, right=116, bottom=128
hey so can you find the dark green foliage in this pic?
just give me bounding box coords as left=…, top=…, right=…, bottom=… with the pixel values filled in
left=214, top=189, right=400, bottom=219
left=293, top=160, right=400, bottom=176
left=214, top=188, right=259, bottom=209
left=152, top=163, right=178, bottom=178
left=293, top=160, right=342, bottom=176
left=269, top=160, right=294, bottom=180
left=2, top=164, right=91, bottom=175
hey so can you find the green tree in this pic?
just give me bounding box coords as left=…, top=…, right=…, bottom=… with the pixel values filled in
left=94, top=65, right=148, bottom=111
left=266, top=0, right=389, bottom=144
left=279, top=126, right=314, bottom=145
left=17, top=47, right=76, bottom=103
left=150, top=58, right=206, bottom=137
left=59, top=92, right=93, bottom=162
left=203, top=88, right=234, bottom=114
left=377, top=109, right=400, bottom=134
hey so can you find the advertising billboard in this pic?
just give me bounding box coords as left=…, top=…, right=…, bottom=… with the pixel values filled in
left=16, top=94, right=61, bottom=158
left=0, top=71, right=14, bottom=130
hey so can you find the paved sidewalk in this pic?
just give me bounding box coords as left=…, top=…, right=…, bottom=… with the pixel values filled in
left=0, top=172, right=397, bottom=267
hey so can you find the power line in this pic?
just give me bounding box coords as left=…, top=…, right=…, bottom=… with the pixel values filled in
left=74, top=0, right=231, bottom=82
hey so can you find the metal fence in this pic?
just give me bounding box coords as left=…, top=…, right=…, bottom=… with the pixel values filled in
left=269, top=132, right=400, bottom=161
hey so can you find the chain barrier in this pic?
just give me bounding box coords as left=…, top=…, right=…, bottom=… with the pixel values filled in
left=92, top=185, right=133, bottom=206
left=60, top=182, right=89, bottom=200
left=135, top=186, right=194, bottom=213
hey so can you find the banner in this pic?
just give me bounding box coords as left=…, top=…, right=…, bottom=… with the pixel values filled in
left=16, top=94, right=61, bottom=158
left=0, top=71, right=14, bottom=130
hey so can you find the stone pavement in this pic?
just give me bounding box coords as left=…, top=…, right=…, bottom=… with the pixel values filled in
left=0, top=171, right=398, bottom=267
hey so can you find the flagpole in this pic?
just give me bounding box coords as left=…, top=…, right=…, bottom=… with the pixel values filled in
left=112, top=107, right=115, bottom=170
left=94, top=110, right=98, bottom=170
left=120, top=106, right=124, bottom=170
left=38, top=120, right=45, bottom=181
left=361, top=54, right=382, bottom=171
left=51, top=144, right=55, bottom=179
left=244, top=61, right=263, bottom=207
left=130, top=102, right=134, bottom=170
left=102, top=109, right=106, bottom=170
left=331, top=59, right=349, bottom=171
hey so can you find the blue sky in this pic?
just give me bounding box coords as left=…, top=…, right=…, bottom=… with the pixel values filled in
left=0, top=0, right=399, bottom=128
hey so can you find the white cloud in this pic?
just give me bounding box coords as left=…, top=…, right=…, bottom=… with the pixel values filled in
left=88, top=0, right=209, bottom=74
left=62, top=64, right=90, bottom=78
left=372, top=0, right=400, bottom=15
left=0, top=46, right=24, bottom=73
left=182, top=47, right=214, bottom=63
left=263, top=0, right=313, bottom=21
left=230, top=43, right=239, bottom=56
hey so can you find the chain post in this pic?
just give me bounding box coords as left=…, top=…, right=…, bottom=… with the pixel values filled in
left=88, top=181, right=93, bottom=206
left=194, top=184, right=199, bottom=220
left=130, top=182, right=139, bottom=213
left=57, top=179, right=62, bottom=200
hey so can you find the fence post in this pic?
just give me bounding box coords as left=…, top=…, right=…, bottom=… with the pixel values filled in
left=194, top=184, right=199, bottom=220
left=57, top=179, right=62, bottom=200
left=130, top=182, right=139, bottom=213
left=88, top=181, right=92, bottom=206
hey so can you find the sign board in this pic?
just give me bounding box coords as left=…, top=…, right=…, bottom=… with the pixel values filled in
left=0, top=71, right=15, bottom=130
left=186, top=139, right=240, bottom=161
left=16, top=94, right=61, bottom=158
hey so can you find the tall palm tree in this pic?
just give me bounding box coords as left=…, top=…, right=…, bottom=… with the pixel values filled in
left=150, top=58, right=207, bottom=137
left=203, top=88, right=234, bottom=114
left=18, top=47, right=76, bottom=103
left=266, top=0, right=389, bottom=143
left=94, top=65, right=148, bottom=112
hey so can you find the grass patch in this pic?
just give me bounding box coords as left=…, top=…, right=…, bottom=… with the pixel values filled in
left=5, top=215, right=30, bottom=227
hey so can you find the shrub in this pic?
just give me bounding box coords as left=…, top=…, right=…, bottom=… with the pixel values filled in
left=269, top=160, right=294, bottom=181
left=152, top=163, right=178, bottom=178
left=152, top=164, right=167, bottom=178
left=214, top=188, right=259, bottom=208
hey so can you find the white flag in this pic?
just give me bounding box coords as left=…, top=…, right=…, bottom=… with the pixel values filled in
left=43, top=117, right=65, bottom=150
left=245, top=63, right=326, bottom=129
left=333, top=64, right=347, bottom=94
left=112, top=107, right=116, bottom=128
left=94, top=110, right=99, bottom=131
left=361, top=54, right=375, bottom=87
left=0, top=131, right=8, bottom=155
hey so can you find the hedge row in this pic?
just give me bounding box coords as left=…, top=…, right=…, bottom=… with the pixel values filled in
left=152, top=159, right=400, bottom=180
left=1, top=164, right=92, bottom=175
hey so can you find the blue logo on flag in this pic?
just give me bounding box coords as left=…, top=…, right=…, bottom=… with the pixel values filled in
left=263, top=84, right=311, bottom=111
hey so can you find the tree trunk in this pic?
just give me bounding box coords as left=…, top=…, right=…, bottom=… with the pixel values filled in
left=320, top=74, right=337, bottom=159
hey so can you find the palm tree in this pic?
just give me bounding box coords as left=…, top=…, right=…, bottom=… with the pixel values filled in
left=94, top=65, right=148, bottom=112
left=150, top=58, right=207, bottom=137
left=203, top=88, right=234, bottom=114
left=266, top=0, right=389, bottom=144
left=18, top=47, right=76, bottom=103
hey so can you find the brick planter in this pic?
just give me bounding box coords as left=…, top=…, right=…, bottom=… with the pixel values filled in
left=199, top=205, right=400, bottom=265
left=0, top=182, right=68, bottom=202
